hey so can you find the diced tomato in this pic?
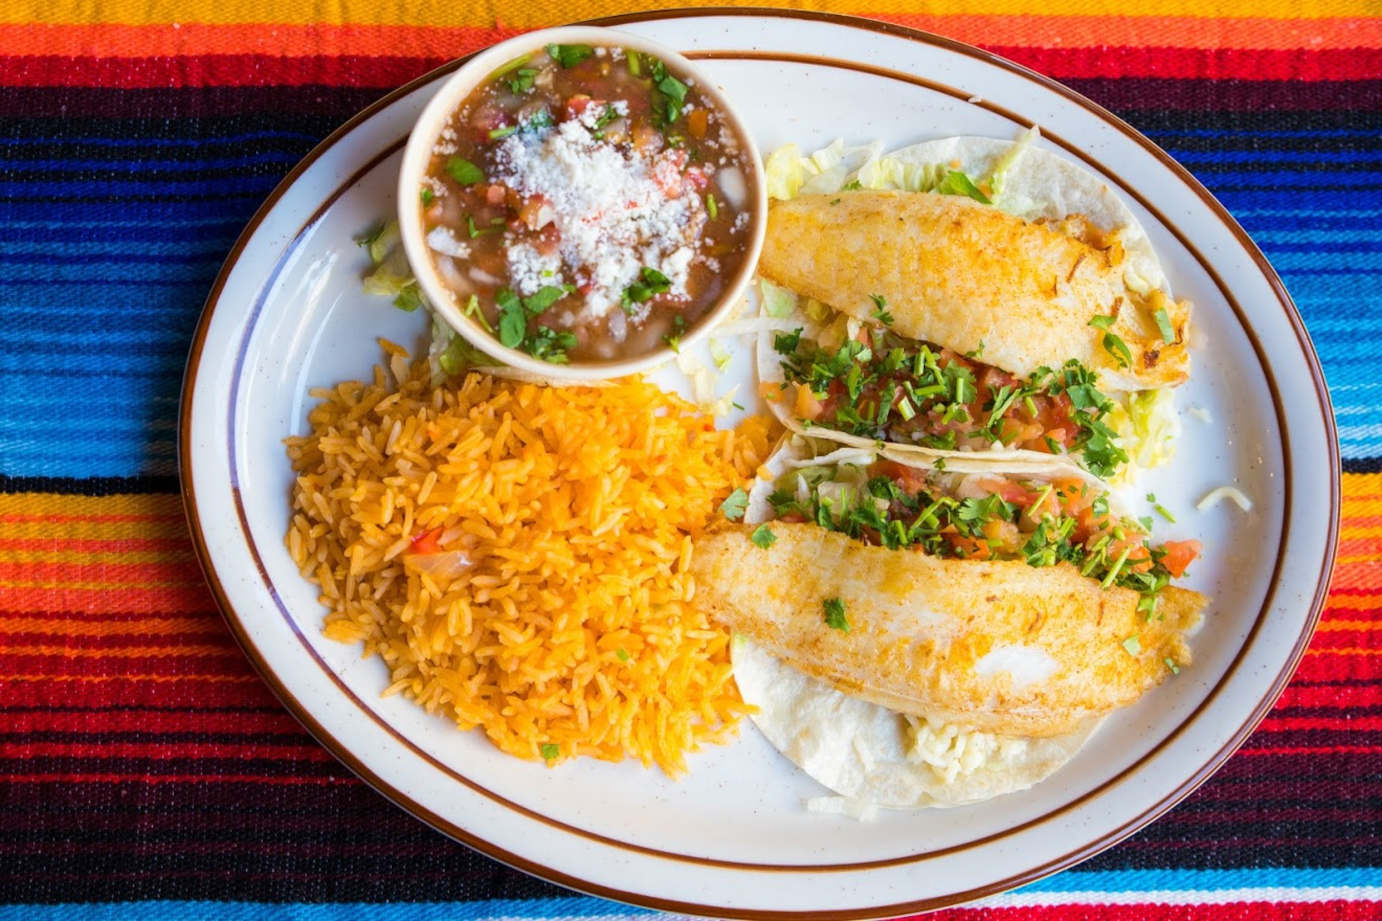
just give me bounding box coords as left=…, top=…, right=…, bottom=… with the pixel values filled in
left=485, top=184, right=508, bottom=206
left=973, top=476, right=1036, bottom=506
left=870, top=460, right=929, bottom=496
left=564, top=94, right=594, bottom=119
left=1159, top=539, right=1201, bottom=578
left=410, top=527, right=444, bottom=555
left=687, top=107, right=709, bottom=139
left=794, top=383, right=823, bottom=420
left=945, top=534, right=991, bottom=560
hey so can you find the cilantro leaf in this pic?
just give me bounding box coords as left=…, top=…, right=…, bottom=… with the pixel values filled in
left=719, top=488, right=749, bottom=521
left=419, top=187, right=435, bottom=207
left=445, top=157, right=485, bottom=186
left=507, top=66, right=538, bottom=93
left=523, top=284, right=574, bottom=314
left=869, top=293, right=893, bottom=325
left=749, top=524, right=776, bottom=549
left=546, top=43, right=594, bottom=68
left=539, top=742, right=559, bottom=760
left=496, top=288, right=526, bottom=348
left=822, top=598, right=850, bottom=633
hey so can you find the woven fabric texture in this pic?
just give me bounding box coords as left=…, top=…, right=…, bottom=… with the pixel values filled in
left=0, top=1, right=1379, bottom=917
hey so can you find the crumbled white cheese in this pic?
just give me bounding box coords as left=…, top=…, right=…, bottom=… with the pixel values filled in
left=904, top=716, right=1028, bottom=785
left=492, top=103, right=706, bottom=318
left=505, top=242, right=562, bottom=297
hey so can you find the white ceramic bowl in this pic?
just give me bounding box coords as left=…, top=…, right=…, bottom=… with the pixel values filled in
left=397, top=25, right=767, bottom=381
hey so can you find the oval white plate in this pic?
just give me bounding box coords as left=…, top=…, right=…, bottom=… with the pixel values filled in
left=180, top=10, right=1339, bottom=918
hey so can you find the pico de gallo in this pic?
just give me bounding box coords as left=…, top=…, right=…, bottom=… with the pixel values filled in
left=764, top=453, right=1199, bottom=609
left=771, top=301, right=1130, bottom=478
left=419, top=42, right=757, bottom=363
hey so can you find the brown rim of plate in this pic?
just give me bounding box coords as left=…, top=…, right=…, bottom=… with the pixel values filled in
left=177, top=8, right=1341, bottom=919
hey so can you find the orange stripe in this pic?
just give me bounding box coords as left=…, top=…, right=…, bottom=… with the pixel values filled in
left=0, top=673, right=259, bottom=682
left=0, top=537, right=192, bottom=553
left=0, top=17, right=1376, bottom=59
left=1315, top=619, right=1382, bottom=632
left=0, top=645, right=230, bottom=658
left=1304, top=647, right=1382, bottom=656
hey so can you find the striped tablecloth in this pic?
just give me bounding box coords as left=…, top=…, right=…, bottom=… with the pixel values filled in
left=2, top=1, right=1377, bottom=918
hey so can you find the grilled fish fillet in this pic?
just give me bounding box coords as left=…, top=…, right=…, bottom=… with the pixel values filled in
left=760, top=191, right=1191, bottom=388
left=693, top=523, right=1206, bottom=738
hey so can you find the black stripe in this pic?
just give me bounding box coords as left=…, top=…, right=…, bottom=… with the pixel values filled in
left=0, top=475, right=180, bottom=495
left=1344, top=457, right=1382, bottom=474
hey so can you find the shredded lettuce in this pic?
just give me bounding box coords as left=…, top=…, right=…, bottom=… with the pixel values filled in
left=764, top=143, right=808, bottom=200
left=981, top=125, right=1039, bottom=207
left=854, top=156, right=946, bottom=193
left=759, top=278, right=798, bottom=318
left=1110, top=388, right=1180, bottom=471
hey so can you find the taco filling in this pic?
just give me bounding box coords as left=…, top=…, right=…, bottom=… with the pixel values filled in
left=771, top=316, right=1129, bottom=478
left=768, top=453, right=1199, bottom=606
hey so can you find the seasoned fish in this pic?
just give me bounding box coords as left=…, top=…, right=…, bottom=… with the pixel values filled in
left=693, top=523, right=1206, bottom=738
left=760, top=191, right=1191, bottom=389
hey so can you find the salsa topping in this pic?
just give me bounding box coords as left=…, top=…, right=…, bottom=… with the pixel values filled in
left=773, top=317, right=1129, bottom=478
left=768, top=457, right=1198, bottom=605
left=422, top=44, right=756, bottom=363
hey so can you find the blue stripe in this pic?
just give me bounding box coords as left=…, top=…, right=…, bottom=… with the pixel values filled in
left=0, top=153, right=302, bottom=172
left=0, top=900, right=641, bottom=921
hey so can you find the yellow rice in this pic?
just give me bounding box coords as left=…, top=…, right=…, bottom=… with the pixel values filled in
left=284, top=355, right=775, bottom=774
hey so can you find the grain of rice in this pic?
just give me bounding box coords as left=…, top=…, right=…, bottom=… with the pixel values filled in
left=285, top=356, right=774, bottom=773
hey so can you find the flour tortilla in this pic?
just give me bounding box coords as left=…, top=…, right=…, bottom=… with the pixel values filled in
left=756, top=134, right=1183, bottom=467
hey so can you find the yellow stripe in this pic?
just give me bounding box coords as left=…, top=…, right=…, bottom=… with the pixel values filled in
left=0, top=493, right=186, bottom=542
left=3, top=0, right=1370, bottom=27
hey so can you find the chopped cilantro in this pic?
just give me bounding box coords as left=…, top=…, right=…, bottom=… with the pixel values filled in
left=506, top=66, right=538, bottom=94
left=965, top=340, right=986, bottom=359
left=622, top=266, right=672, bottom=309
left=823, top=598, right=850, bottom=633
left=466, top=215, right=502, bottom=238
left=719, top=488, right=749, bottom=521
left=936, top=169, right=991, bottom=204
left=527, top=326, right=577, bottom=363
left=546, top=43, right=594, bottom=68
left=869, top=293, right=893, bottom=325
left=706, top=193, right=718, bottom=219
left=662, top=315, right=688, bottom=352
left=842, top=179, right=863, bottom=191
left=616, top=648, right=630, bottom=662
left=1154, top=307, right=1175, bottom=344
left=419, top=187, right=435, bottom=207
left=539, top=742, right=560, bottom=760
left=1146, top=493, right=1176, bottom=523
left=648, top=56, right=688, bottom=127
left=625, top=49, right=642, bottom=76
left=445, top=157, right=484, bottom=186
left=524, top=284, right=575, bottom=314
left=462, top=293, right=492, bottom=333
left=496, top=289, right=526, bottom=348
left=749, top=524, right=776, bottom=549
left=488, top=124, right=518, bottom=140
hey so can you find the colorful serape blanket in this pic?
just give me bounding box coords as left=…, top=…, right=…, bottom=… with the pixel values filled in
left=1, top=0, right=1378, bottom=917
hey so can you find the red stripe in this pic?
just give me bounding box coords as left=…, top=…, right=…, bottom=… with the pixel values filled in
left=0, top=536, right=194, bottom=553
left=0, top=652, right=255, bottom=679
left=1, top=47, right=1379, bottom=89
left=0, top=674, right=276, bottom=710
left=0, top=773, right=347, bottom=786
left=4, top=708, right=301, bottom=735
left=0, top=630, right=236, bottom=651
left=1273, top=681, right=1382, bottom=709
left=931, top=901, right=1382, bottom=919
left=0, top=740, right=332, bottom=760
left=1253, top=715, right=1382, bottom=731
